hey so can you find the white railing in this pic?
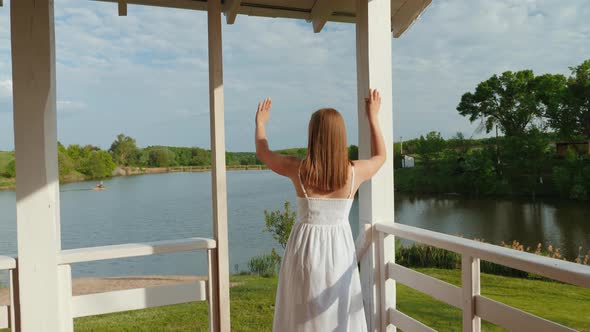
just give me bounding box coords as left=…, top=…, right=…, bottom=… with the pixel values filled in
left=375, top=222, right=590, bottom=332
left=55, top=237, right=217, bottom=331
left=0, top=255, right=17, bottom=330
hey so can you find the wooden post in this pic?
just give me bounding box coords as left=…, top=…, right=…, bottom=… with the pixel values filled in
left=208, top=0, right=231, bottom=330
left=9, top=267, right=20, bottom=331
left=356, top=0, right=395, bottom=331
left=462, top=256, right=481, bottom=332
left=10, top=1, right=63, bottom=331
left=57, top=265, right=73, bottom=332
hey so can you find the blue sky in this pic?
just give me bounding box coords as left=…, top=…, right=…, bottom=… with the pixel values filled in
left=1, top=0, right=589, bottom=151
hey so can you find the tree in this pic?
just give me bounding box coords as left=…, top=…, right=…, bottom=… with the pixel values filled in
left=80, top=150, right=116, bottom=178
left=147, top=147, right=175, bottom=167
left=109, top=134, right=139, bottom=166
left=567, top=59, right=590, bottom=139
left=264, top=201, right=296, bottom=250
left=535, top=73, right=571, bottom=139
left=415, top=131, right=446, bottom=166
left=457, top=70, right=541, bottom=136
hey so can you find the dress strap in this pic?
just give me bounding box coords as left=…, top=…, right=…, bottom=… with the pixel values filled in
left=349, top=165, right=355, bottom=199
left=298, top=160, right=309, bottom=198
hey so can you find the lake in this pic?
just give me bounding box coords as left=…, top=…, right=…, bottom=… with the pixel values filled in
left=0, top=171, right=588, bottom=281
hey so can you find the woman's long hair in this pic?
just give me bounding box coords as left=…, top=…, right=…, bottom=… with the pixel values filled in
left=300, top=108, right=350, bottom=192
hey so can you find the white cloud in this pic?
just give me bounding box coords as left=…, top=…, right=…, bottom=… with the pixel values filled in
left=0, top=0, right=589, bottom=150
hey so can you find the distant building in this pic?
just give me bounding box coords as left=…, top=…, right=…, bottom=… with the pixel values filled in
left=555, top=141, right=590, bottom=157
left=402, top=155, right=415, bottom=168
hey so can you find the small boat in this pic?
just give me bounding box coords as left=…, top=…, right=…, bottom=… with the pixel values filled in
left=92, top=186, right=107, bottom=191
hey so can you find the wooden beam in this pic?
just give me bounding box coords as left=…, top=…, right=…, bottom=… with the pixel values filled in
left=392, top=0, right=431, bottom=38
left=356, top=0, right=395, bottom=330
left=94, top=0, right=208, bottom=11
left=10, top=0, right=63, bottom=330
left=462, top=256, right=481, bottom=332
left=118, top=0, right=127, bottom=16
left=311, top=0, right=333, bottom=33
left=71, top=281, right=207, bottom=318
left=224, top=0, right=240, bottom=24
left=208, top=0, right=231, bottom=331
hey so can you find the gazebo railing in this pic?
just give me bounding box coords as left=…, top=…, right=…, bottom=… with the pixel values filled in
left=0, top=256, right=17, bottom=330
left=374, top=222, right=590, bottom=332
left=55, top=237, right=217, bottom=331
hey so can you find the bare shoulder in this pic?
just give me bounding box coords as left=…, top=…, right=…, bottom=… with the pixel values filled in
left=351, top=158, right=384, bottom=184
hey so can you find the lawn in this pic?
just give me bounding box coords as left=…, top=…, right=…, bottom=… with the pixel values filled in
left=1, top=269, right=581, bottom=331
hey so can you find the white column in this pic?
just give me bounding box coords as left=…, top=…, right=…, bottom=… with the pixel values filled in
left=10, top=1, right=63, bottom=331
left=356, top=0, right=395, bottom=331
left=208, top=0, right=231, bottom=331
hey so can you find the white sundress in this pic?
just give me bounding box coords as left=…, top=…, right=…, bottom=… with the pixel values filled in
left=272, top=165, right=367, bottom=332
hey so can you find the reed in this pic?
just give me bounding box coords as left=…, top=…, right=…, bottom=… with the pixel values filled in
left=395, top=240, right=588, bottom=279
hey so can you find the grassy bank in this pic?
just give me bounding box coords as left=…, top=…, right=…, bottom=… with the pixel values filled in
left=1, top=269, right=584, bottom=331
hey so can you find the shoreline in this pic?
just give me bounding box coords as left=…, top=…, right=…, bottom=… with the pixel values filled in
left=0, top=165, right=268, bottom=191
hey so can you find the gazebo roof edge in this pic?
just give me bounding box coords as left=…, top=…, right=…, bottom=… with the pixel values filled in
left=93, top=0, right=431, bottom=37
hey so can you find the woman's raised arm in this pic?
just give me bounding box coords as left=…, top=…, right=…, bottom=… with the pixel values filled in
left=353, top=89, right=386, bottom=183
left=255, top=98, right=299, bottom=177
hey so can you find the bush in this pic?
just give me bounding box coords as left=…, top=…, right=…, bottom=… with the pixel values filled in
left=79, top=151, right=116, bottom=178
left=248, top=251, right=281, bottom=277
left=264, top=201, right=296, bottom=250
left=3, top=159, right=15, bottom=178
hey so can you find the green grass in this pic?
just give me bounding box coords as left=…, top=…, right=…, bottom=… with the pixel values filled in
left=397, top=268, right=590, bottom=331
left=1, top=269, right=588, bottom=331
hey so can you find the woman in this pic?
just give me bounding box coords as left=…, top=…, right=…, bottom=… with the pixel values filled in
left=255, top=89, right=386, bottom=331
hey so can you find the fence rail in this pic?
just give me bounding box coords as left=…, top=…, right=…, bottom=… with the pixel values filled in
left=0, top=255, right=16, bottom=330
left=55, top=237, right=217, bottom=331
left=375, top=222, right=590, bottom=332
left=59, top=237, right=216, bottom=264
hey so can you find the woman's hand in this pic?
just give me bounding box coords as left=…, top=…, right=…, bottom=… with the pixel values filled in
left=256, top=98, right=272, bottom=127
left=365, top=89, right=381, bottom=123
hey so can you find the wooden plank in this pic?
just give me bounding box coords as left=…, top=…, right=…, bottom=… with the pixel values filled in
left=59, top=237, right=216, bottom=265
left=11, top=1, right=63, bottom=330
left=356, top=1, right=395, bottom=329
left=376, top=223, right=590, bottom=288
left=388, top=262, right=462, bottom=309
left=475, top=295, right=577, bottom=332
left=392, top=0, right=431, bottom=37
left=57, top=265, right=73, bottom=332
left=207, top=249, right=216, bottom=332
left=9, top=268, right=21, bottom=331
left=389, top=308, right=436, bottom=332
left=0, top=306, right=8, bottom=329
left=311, top=0, right=333, bottom=33
left=95, top=0, right=208, bottom=11
left=462, top=256, right=481, bottom=332
left=72, top=282, right=207, bottom=318
left=224, top=0, right=241, bottom=24
left=0, top=256, right=15, bottom=270
left=118, top=0, right=127, bottom=16
left=208, top=0, right=231, bottom=331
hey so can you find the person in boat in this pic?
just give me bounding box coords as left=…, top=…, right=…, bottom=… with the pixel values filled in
left=96, top=181, right=104, bottom=189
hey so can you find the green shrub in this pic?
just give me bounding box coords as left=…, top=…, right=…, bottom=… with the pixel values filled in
left=264, top=201, right=296, bottom=250
left=3, top=159, right=15, bottom=178
left=248, top=251, right=281, bottom=277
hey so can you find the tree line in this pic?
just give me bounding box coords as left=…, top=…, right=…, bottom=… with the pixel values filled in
left=396, top=59, right=590, bottom=200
